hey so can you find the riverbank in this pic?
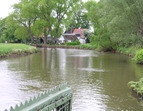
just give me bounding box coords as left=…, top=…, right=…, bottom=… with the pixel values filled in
left=128, top=78, right=143, bottom=101
left=31, top=43, right=143, bottom=63
left=0, top=43, right=38, bottom=59
left=31, top=44, right=90, bottom=50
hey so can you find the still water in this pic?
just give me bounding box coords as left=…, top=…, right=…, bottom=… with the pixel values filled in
left=0, top=48, right=143, bottom=111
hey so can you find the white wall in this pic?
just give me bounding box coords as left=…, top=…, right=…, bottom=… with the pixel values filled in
left=59, top=35, right=65, bottom=43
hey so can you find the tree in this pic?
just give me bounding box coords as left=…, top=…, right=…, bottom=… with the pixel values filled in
left=4, top=15, right=19, bottom=42
left=0, top=18, right=6, bottom=38
left=51, top=0, right=81, bottom=38
left=12, top=0, right=40, bottom=42
left=98, top=0, right=143, bottom=48
left=0, top=18, right=7, bottom=42
left=65, top=2, right=89, bottom=33
left=38, top=0, right=55, bottom=44
left=32, top=19, right=48, bottom=44
left=85, top=0, right=114, bottom=50
left=14, top=26, right=29, bottom=41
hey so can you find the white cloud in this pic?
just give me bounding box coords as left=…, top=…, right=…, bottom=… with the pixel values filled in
left=0, top=0, right=19, bottom=18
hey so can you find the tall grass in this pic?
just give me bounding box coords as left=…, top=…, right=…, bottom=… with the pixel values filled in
left=0, top=43, right=38, bottom=57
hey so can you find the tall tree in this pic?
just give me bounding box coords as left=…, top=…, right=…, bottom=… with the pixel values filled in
left=51, top=0, right=81, bottom=38
left=12, top=0, right=39, bottom=42
left=4, top=15, right=19, bottom=42
left=38, top=0, right=55, bottom=44
left=0, top=18, right=6, bottom=38
left=85, top=0, right=114, bottom=50
left=66, top=2, right=89, bottom=33
left=98, top=0, right=143, bottom=48
left=31, top=19, right=48, bottom=44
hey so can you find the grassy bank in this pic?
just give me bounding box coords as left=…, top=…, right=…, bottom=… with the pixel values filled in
left=79, top=43, right=114, bottom=52
left=79, top=43, right=143, bottom=64
left=34, top=42, right=143, bottom=64
left=0, top=43, right=38, bottom=58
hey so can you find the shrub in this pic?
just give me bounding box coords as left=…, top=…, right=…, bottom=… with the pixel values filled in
left=134, top=49, right=143, bottom=64
left=66, top=40, right=80, bottom=46
left=80, top=43, right=98, bottom=49
left=128, top=78, right=143, bottom=95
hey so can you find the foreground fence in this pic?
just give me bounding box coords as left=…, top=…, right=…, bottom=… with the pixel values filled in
left=5, top=83, right=72, bottom=111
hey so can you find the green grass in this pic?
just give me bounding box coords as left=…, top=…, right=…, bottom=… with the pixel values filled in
left=0, top=43, right=38, bottom=57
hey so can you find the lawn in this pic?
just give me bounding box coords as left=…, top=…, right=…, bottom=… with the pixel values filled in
left=0, top=43, right=38, bottom=57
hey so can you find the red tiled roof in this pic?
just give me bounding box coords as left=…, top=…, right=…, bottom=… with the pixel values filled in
left=73, top=29, right=87, bottom=37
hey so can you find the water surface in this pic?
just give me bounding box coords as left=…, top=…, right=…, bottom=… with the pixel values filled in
left=0, top=48, right=143, bottom=111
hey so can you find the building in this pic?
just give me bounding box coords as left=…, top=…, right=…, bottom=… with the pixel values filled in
left=59, top=34, right=78, bottom=44
left=73, top=29, right=87, bottom=44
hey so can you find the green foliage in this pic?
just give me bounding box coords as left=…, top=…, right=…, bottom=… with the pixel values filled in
left=80, top=43, right=98, bottom=49
left=0, top=43, right=38, bottom=57
left=0, top=36, right=6, bottom=43
left=14, top=27, right=29, bottom=41
left=5, top=15, right=19, bottom=41
left=98, top=0, right=143, bottom=48
left=134, top=49, right=143, bottom=64
left=117, top=46, right=139, bottom=56
left=32, top=19, right=48, bottom=38
left=66, top=40, right=80, bottom=46
left=128, top=78, right=143, bottom=95
left=0, top=18, right=6, bottom=38
left=83, top=30, right=93, bottom=37
left=66, top=2, right=89, bottom=32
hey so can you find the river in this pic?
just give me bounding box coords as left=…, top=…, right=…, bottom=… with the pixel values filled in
left=0, top=48, right=143, bottom=111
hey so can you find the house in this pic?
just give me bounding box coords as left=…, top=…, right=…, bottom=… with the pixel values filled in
left=58, top=28, right=89, bottom=44
left=73, top=29, right=87, bottom=37
left=59, top=34, right=78, bottom=44
left=73, top=29, right=87, bottom=44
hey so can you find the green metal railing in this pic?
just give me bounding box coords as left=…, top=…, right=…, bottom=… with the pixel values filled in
left=5, top=83, right=72, bottom=111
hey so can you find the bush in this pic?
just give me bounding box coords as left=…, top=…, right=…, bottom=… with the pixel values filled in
left=134, top=49, right=143, bottom=64
left=80, top=43, right=98, bottom=49
left=128, top=78, right=143, bottom=95
left=66, top=40, right=80, bottom=46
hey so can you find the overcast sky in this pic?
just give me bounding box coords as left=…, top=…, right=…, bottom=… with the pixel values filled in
left=0, top=0, right=19, bottom=18
left=0, top=0, right=99, bottom=18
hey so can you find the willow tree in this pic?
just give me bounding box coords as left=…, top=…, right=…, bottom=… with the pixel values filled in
left=99, top=0, right=143, bottom=48
left=84, top=0, right=114, bottom=50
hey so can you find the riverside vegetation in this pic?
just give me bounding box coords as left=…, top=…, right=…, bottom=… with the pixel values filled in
left=128, top=78, right=143, bottom=100
left=0, top=43, right=38, bottom=58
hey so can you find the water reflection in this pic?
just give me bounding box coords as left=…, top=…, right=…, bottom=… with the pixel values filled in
left=0, top=48, right=143, bottom=110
